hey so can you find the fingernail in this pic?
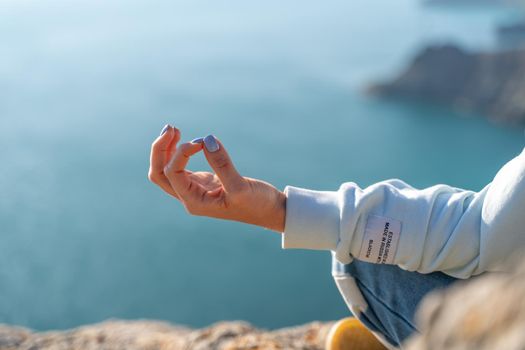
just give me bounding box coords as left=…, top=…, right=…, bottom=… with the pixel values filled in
left=191, top=137, right=204, bottom=144
left=204, top=135, right=219, bottom=152
left=160, top=124, right=171, bottom=136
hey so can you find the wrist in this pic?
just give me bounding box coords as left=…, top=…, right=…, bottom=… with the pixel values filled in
left=266, top=190, right=286, bottom=233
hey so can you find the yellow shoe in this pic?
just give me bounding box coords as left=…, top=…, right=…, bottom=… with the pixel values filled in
left=325, top=317, right=387, bottom=350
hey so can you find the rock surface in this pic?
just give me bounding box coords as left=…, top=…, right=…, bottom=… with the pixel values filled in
left=0, top=320, right=333, bottom=350
left=368, top=44, right=525, bottom=125
left=406, top=256, right=525, bottom=350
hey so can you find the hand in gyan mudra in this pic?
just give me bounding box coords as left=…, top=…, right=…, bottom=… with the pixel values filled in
left=148, top=125, right=286, bottom=232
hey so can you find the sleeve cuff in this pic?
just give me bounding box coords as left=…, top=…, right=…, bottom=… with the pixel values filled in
left=282, top=186, right=340, bottom=251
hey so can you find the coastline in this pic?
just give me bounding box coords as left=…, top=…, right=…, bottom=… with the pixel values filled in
left=367, top=44, right=525, bottom=125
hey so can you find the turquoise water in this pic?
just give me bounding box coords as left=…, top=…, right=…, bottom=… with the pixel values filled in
left=0, top=0, right=523, bottom=330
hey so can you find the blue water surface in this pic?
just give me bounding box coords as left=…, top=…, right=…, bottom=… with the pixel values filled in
left=0, top=0, right=523, bottom=330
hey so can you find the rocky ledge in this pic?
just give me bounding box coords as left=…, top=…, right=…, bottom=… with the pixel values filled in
left=0, top=320, right=333, bottom=350
left=2, top=256, right=525, bottom=350
left=368, top=44, right=525, bottom=125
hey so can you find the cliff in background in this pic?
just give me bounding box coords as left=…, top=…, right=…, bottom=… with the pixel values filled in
left=368, top=45, right=525, bottom=125
left=0, top=320, right=332, bottom=350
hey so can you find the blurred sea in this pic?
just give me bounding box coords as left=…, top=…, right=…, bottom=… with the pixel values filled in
left=0, top=0, right=523, bottom=331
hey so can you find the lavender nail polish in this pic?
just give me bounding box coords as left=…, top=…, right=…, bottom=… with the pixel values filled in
left=204, top=135, right=219, bottom=152
left=160, top=124, right=171, bottom=136
left=191, top=137, right=204, bottom=144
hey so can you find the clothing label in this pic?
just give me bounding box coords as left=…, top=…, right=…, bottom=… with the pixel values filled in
left=358, top=215, right=402, bottom=264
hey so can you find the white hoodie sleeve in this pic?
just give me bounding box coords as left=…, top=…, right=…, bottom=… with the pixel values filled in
left=282, top=147, right=525, bottom=279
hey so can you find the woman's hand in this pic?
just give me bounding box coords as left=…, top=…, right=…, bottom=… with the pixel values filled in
left=148, top=125, right=286, bottom=233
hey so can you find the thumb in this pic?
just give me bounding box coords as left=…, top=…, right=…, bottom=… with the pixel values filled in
left=201, top=135, right=244, bottom=192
